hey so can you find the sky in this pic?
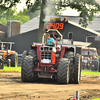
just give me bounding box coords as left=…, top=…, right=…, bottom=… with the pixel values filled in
left=16, top=0, right=80, bottom=16
left=16, top=0, right=28, bottom=12
left=95, top=0, right=100, bottom=4
left=16, top=0, right=100, bottom=16
left=61, top=7, right=80, bottom=16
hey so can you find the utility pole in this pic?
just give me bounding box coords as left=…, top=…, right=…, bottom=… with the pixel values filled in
left=38, top=0, right=47, bottom=43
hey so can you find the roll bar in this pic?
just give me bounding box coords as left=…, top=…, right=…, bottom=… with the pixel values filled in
left=42, top=29, right=63, bottom=45
left=0, top=42, right=14, bottom=50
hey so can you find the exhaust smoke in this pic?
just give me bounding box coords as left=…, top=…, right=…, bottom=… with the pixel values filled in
left=43, top=0, right=61, bottom=21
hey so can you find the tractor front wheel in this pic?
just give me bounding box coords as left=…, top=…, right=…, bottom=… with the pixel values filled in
left=57, top=58, right=70, bottom=84
left=21, top=55, right=37, bottom=82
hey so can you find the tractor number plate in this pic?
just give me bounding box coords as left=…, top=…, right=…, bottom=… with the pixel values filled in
left=0, top=56, right=2, bottom=59
left=43, top=59, right=49, bottom=63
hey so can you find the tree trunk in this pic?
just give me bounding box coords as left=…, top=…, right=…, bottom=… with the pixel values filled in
left=38, top=0, right=47, bottom=43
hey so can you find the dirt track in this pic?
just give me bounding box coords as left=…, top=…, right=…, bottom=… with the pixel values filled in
left=0, top=72, right=100, bottom=100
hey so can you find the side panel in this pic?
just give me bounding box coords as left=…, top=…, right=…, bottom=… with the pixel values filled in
left=9, top=51, right=15, bottom=55
left=60, top=47, right=65, bottom=58
left=52, top=52, right=55, bottom=64
left=36, top=45, right=41, bottom=62
left=2, top=52, right=7, bottom=59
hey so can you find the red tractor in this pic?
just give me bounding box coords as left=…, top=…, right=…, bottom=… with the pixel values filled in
left=21, top=29, right=81, bottom=84
left=80, top=47, right=99, bottom=71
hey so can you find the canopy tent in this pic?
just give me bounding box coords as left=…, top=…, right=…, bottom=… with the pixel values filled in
left=73, top=41, right=91, bottom=48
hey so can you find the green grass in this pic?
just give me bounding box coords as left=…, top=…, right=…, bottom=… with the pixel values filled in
left=0, top=66, right=100, bottom=75
left=0, top=66, right=21, bottom=72
left=91, top=98, right=100, bottom=100
left=81, top=70, right=100, bottom=75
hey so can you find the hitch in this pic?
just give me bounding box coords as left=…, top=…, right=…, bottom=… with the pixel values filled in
left=0, top=59, right=4, bottom=69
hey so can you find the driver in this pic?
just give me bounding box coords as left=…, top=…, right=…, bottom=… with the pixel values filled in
left=46, top=33, right=55, bottom=46
left=50, top=31, right=60, bottom=40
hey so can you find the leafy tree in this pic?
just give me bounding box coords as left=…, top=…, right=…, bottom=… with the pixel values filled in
left=0, top=0, right=100, bottom=42
left=0, top=17, right=7, bottom=25
left=23, top=9, right=40, bottom=20
left=15, top=10, right=30, bottom=24
left=0, top=0, right=30, bottom=25
left=26, top=0, right=100, bottom=42
left=27, top=0, right=100, bottom=27
left=0, top=8, right=30, bottom=25
left=0, top=0, right=20, bottom=10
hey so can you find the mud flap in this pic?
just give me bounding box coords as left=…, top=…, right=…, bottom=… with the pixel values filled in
left=0, top=59, right=4, bottom=69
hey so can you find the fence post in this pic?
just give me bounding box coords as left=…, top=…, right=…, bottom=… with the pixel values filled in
left=74, top=91, right=80, bottom=100
left=97, top=59, right=99, bottom=75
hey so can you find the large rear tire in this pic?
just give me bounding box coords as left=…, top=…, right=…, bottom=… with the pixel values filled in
left=10, top=52, right=18, bottom=67
left=21, top=55, right=37, bottom=82
left=64, top=52, right=74, bottom=84
left=22, top=50, right=28, bottom=60
left=57, top=58, right=69, bottom=84
left=73, top=54, right=81, bottom=84
left=28, top=49, right=37, bottom=58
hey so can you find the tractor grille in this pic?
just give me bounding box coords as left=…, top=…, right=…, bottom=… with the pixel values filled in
left=41, top=52, right=52, bottom=63
left=41, top=52, right=52, bottom=59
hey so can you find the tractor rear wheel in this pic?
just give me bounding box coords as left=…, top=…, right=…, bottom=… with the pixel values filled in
left=64, top=52, right=74, bottom=84
left=10, top=52, right=18, bottom=67
left=28, top=50, right=37, bottom=57
left=21, top=55, right=37, bottom=82
left=22, top=50, right=28, bottom=60
left=57, top=58, right=69, bottom=84
left=73, top=54, right=81, bottom=84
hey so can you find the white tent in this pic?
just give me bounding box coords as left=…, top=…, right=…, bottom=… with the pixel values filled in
left=73, top=41, right=91, bottom=48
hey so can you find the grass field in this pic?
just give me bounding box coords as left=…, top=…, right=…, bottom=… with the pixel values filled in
left=81, top=70, right=100, bottom=75
left=0, top=66, right=100, bottom=76
left=0, top=66, right=21, bottom=72
left=91, top=98, right=100, bottom=100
